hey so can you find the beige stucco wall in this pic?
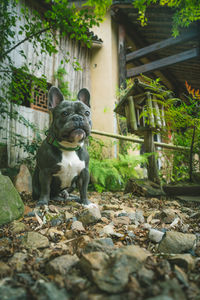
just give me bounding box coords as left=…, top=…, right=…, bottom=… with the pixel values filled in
left=90, top=12, right=119, bottom=158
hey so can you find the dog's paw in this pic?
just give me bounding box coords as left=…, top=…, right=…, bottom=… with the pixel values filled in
left=36, top=199, right=49, bottom=206
left=83, top=202, right=98, bottom=209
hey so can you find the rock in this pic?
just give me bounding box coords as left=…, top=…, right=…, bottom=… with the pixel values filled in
left=101, top=210, right=115, bottom=220
left=149, top=228, right=164, bottom=243
left=138, top=266, right=154, bottom=286
left=113, top=216, right=130, bottom=226
left=83, top=238, right=114, bottom=254
left=80, top=252, right=109, bottom=277
left=160, top=208, right=176, bottom=223
left=174, top=265, right=189, bottom=287
left=0, top=261, right=11, bottom=277
left=168, top=253, right=195, bottom=271
left=93, top=252, right=130, bottom=293
left=115, top=245, right=151, bottom=273
left=78, top=205, right=101, bottom=225
left=0, top=174, right=24, bottom=226
left=14, top=164, right=32, bottom=193
left=31, top=279, right=69, bottom=300
left=71, top=220, right=85, bottom=232
left=159, top=279, right=186, bottom=300
left=11, top=220, right=27, bottom=233
left=65, top=274, right=90, bottom=293
left=9, top=252, right=28, bottom=272
left=64, top=211, right=74, bottom=221
left=0, top=285, right=27, bottom=300
left=46, top=254, right=79, bottom=276
left=101, top=210, right=115, bottom=219
left=125, top=179, right=165, bottom=197
left=22, top=232, right=49, bottom=249
left=128, top=209, right=145, bottom=225
left=50, top=218, right=63, bottom=227
left=100, top=223, right=115, bottom=236
left=48, top=228, right=64, bottom=242
left=146, top=296, right=174, bottom=300
left=158, top=231, right=196, bottom=254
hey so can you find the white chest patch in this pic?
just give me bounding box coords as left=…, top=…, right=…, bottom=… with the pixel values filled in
left=54, top=151, right=85, bottom=189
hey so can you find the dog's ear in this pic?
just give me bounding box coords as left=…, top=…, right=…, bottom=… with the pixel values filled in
left=48, top=86, right=64, bottom=109
left=77, top=88, right=90, bottom=107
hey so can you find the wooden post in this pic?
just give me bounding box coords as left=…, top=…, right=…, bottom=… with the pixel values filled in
left=127, top=96, right=137, bottom=131
left=118, top=24, right=126, bottom=89
left=144, top=130, right=160, bottom=184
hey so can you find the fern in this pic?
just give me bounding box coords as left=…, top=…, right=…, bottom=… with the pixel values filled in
left=89, top=154, right=149, bottom=192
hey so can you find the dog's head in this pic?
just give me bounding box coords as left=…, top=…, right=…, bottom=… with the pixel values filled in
left=48, top=86, right=91, bottom=144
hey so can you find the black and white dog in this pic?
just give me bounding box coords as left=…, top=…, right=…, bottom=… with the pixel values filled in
left=32, top=86, right=91, bottom=206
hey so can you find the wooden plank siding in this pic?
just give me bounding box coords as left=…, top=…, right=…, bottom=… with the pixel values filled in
left=0, top=0, right=91, bottom=166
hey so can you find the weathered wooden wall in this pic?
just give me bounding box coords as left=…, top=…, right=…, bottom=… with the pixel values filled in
left=0, top=0, right=91, bottom=166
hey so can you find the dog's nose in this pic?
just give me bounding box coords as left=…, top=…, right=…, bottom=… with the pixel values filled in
left=72, top=115, right=83, bottom=122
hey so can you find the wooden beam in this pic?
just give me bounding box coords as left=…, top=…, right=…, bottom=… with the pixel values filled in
left=112, top=9, right=182, bottom=93
left=127, top=48, right=199, bottom=77
left=91, top=129, right=190, bottom=151
left=126, top=29, right=199, bottom=62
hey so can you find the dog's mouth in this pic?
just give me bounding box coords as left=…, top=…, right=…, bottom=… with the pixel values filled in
left=62, top=128, right=86, bottom=143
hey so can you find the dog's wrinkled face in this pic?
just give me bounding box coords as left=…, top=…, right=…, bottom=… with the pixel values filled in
left=48, top=86, right=91, bottom=144
left=51, top=100, right=91, bottom=143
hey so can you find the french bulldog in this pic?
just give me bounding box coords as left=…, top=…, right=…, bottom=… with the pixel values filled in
left=32, top=86, right=91, bottom=206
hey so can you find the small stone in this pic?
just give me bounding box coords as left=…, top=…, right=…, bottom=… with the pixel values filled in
left=168, top=253, right=195, bottom=271
left=138, top=266, right=154, bottom=286
left=101, top=210, right=115, bottom=219
left=115, top=245, right=151, bottom=273
left=113, top=216, right=130, bottom=226
left=31, top=279, right=69, bottom=300
left=22, top=232, right=49, bottom=249
left=80, top=252, right=109, bottom=276
left=9, top=252, right=28, bottom=272
left=174, top=265, right=189, bottom=287
left=11, top=221, right=27, bottom=233
left=46, top=254, right=79, bottom=276
left=100, top=223, right=115, bottom=236
left=102, top=204, right=119, bottom=211
left=64, top=211, right=73, bottom=221
left=65, top=230, right=76, bottom=239
left=71, top=220, right=85, bottom=232
left=160, top=208, right=176, bottom=223
left=0, top=285, right=27, bottom=300
left=14, top=164, right=32, bottom=193
left=83, top=238, right=114, bottom=254
left=0, top=261, right=11, bottom=277
left=50, top=218, right=62, bottom=227
left=78, top=205, right=101, bottom=225
left=158, top=231, right=196, bottom=254
left=149, top=228, right=164, bottom=243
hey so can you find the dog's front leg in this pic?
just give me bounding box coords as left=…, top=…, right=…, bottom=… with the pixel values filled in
left=77, top=168, right=90, bottom=205
left=37, top=169, right=52, bottom=206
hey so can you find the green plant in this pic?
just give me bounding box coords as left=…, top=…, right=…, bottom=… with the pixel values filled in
left=133, top=0, right=200, bottom=36
left=89, top=153, right=149, bottom=192
left=54, top=67, right=73, bottom=99
left=88, top=136, right=149, bottom=192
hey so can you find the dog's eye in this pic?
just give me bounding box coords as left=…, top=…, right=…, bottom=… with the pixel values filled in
left=62, top=111, right=69, bottom=117
left=85, top=111, right=90, bottom=117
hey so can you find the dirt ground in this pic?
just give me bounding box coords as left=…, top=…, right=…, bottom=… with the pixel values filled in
left=0, top=191, right=200, bottom=300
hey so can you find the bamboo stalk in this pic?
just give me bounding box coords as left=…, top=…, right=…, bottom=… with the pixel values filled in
left=91, top=129, right=189, bottom=151
left=127, top=96, right=137, bottom=131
